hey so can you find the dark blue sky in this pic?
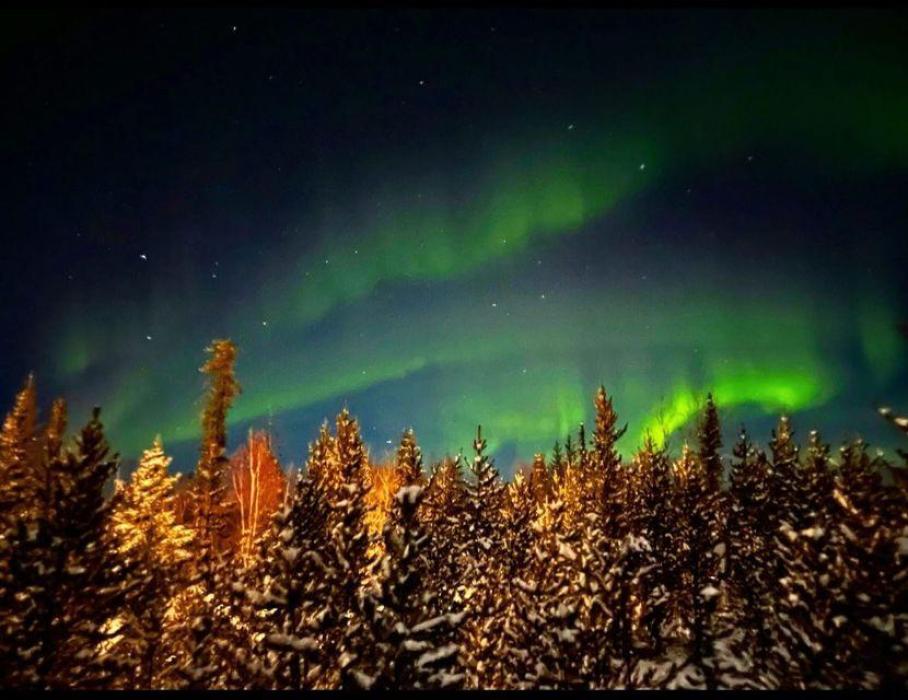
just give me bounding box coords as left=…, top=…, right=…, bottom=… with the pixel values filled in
left=2, top=9, right=907, bottom=473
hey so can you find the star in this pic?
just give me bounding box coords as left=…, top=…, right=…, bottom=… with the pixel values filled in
left=262, top=320, right=268, bottom=327
left=139, top=253, right=147, bottom=261
left=540, top=293, right=546, bottom=300
left=146, top=335, right=152, bottom=341
left=491, top=302, right=498, bottom=308
left=418, top=80, right=425, bottom=86
left=232, top=25, right=237, bottom=32
left=639, top=163, right=646, bottom=171
left=567, top=123, right=574, bottom=131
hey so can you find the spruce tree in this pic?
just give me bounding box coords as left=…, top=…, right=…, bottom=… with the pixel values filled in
left=550, top=440, right=565, bottom=481
left=623, top=437, right=675, bottom=688
left=236, top=468, right=333, bottom=689
left=457, top=425, right=507, bottom=688
left=107, top=436, right=194, bottom=688
left=306, top=421, right=340, bottom=499
left=726, top=429, right=776, bottom=687
left=394, top=428, right=424, bottom=487
left=829, top=440, right=904, bottom=688
left=181, top=339, right=240, bottom=689
left=776, top=429, right=852, bottom=688
left=0, top=376, right=43, bottom=685
left=697, top=393, right=722, bottom=494
left=591, top=385, right=627, bottom=542
left=9, top=408, right=124, bottom=688
left=521, top=495, right=585, bottom=688
left=421, top=456, right=468, bottom=612
left=0, top=374, right=41, bottom=520
left=358, top=484, right=465, bottom=689
left=327, top=409, right=373, bottom=689
left=669, top=435, right=725, bottom=690
left=528, top=452, right=551, bottom=506
left=765, top=415, right=811, bottom=688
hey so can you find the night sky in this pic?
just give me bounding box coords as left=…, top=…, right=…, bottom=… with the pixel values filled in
left=3, top=8, right=908, bottom=474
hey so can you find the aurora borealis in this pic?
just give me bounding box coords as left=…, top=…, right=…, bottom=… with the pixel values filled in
left=3, top=9, right=908, bottom=473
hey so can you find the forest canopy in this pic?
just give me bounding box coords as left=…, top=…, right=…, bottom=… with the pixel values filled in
left=0, top=339, right=906, bottom=689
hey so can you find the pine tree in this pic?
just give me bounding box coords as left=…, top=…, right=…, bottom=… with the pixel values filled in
left=550, top=440, right=565, bottom=481
left=564, top=433, right=576, bottom=473
left=107, top=436, right=194, bottom=688
left=528, top=452, right=550, bottom=506
left=623, top=437, right=675, bottom=688
left=43, top=398, right=67, bottom=463
left=358, top=484, right=465, bottom=688
left=726, top=429, right=776, bottom=687
left=515, top=494, right=585, bottom=688
left=668, top=433, right=726, bottom=690
left=502, top=470, right=537, bottom=577
left=765, top=415, right=812, bottom=688
left=181, top=339, right=240, bottom=689
left=828, top=440, right=904, bottom=688
left=498, top=470, right=537, bottom=687
left=0, top=374, right=41, bottom=520
left=306, top=421, right=340, bottom=500
left=236, top=469, right=333, bottom=689
left=0, top=376, right=43, bottom=685
left=775, top=429, right=854, bottom=688
left=769, top=415, right=809, bottom=529
left=590, top=385, right=628, bottom=542
left=327, top=409, right=373, bottom=689
left=363, top=428, right=426, bottom=553
left=421, top=456, right=468, bottom=612
left=6, top=408, right=124, bottom=688
left=457, top=425, right=508, bottom=688
left=194, top=339, right=241, bottom=569
left=395, top=428, right=424, bottom=488
left=697, top=393, right=722, bottom=494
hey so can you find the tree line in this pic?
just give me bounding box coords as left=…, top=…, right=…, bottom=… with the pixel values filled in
left=1, top=338, right=906, bottom=689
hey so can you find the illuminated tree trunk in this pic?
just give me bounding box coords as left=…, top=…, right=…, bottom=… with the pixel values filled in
left=229, top=429, right=285, bottom=566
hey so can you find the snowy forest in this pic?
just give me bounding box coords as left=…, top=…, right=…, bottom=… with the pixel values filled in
left=1, top=338, right=907, bottom=690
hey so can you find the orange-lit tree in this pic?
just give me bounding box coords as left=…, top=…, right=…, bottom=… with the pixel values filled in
left=421, top=455, right=468, bottom=613
left=107, top=436, right=194, bottom=688
left=228, top=429, right=286, bottom=565
left=180, top=339, right=240, bottom=689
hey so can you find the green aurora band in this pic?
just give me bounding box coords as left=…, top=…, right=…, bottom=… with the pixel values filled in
left=38, top=22, right=908, bottom=465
